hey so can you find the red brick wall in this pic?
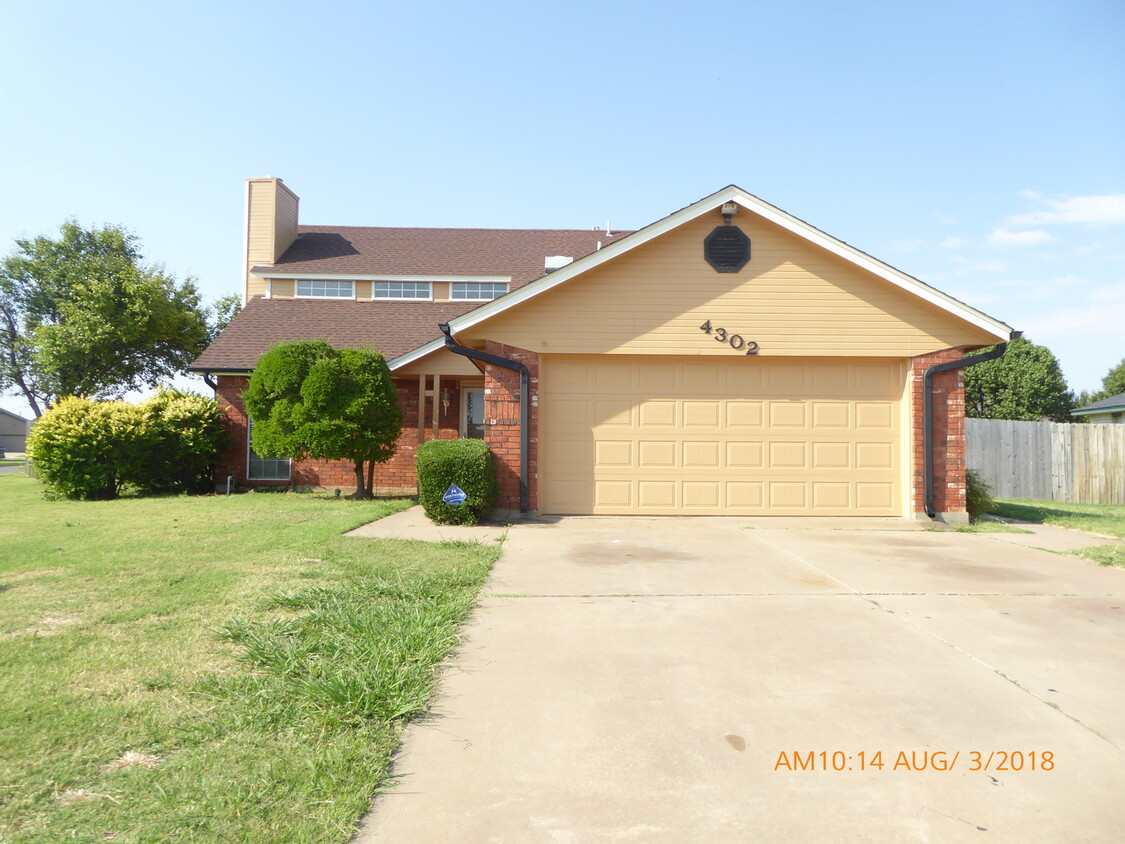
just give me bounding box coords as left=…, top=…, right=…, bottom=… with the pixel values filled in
left=213, top=375, right=463, bottom=495
left=909, top=348, right=967, bottom=519
left=482, top=342, right=539, bottom=512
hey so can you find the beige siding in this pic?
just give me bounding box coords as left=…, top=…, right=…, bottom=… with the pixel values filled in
left=395, top=348, right=482, bottom=377
left=432, top=282, right=451, bottom=302
left=540, top=356, right=906, bottom=516
left=461, top=212, right=997, bottom=357
left=356, top=280, right=373, bottom=300
left=270, top=279, right=295, bottom=298
left=245, top=177, right=299, bottom=300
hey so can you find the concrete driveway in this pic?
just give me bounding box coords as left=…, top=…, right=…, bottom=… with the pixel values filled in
left=355, top=517, right=1125, bottom=843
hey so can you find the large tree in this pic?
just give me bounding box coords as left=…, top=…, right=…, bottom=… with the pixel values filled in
left=964, top=335, right=1075, bottom=422
left=0, top=221, right=215, bottom=416
left=243, top=341, right=403, bottom=498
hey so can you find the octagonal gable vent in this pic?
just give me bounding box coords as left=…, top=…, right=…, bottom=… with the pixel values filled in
left=704, top=225, right=751, bottom=273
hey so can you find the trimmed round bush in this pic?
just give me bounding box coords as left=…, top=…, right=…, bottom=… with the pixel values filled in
left=415, top=438, right=498, bottom=525
left=27, top=397, right=150, bottom=500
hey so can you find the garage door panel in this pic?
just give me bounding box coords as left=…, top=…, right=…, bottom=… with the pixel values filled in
left=726, top=441, right=764, bottom=468
left=639, top=440, right=677, bottom=468
left=639, top=400, right=676, bottom=426
left=813, top=441, right=850, bottom=468
left=682, top=441, right=720, bottom=468
left=541, top=356, right=903, bottom=516
left=595, top=400, right=634, bottom=426
left=813, top=482, right=850, bottom=509
left=769, top=401, right=807, bottom=429
left=856, top=402, right=894, bottom=429
left=856, top=442, right=895, bottom=469
left=856, top=482, right=896, bottom=510
left=726, top=482, right=764, bottom=508
left=726, top=401, right=764, bottom=428
left=811, top=401, right=850, bottom=428
left=595, top=440, right=632, bottom=468
left=769, top=482, right=808, bottom=509
left=683, top=401, right=721, bottom=426
left=594, top=481, right=632, bottom=507
left=683, top=482, right=720, bottom=508
left=769, top=442, right=807, bottom=469
left=638, top=481, right=677, bottom=508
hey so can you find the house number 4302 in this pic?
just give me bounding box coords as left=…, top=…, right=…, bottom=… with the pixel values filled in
left=699, top=320, right=760, bottom=355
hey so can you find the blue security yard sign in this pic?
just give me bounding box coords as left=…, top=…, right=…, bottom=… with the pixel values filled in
left=442, top=484, right=468, bottom=506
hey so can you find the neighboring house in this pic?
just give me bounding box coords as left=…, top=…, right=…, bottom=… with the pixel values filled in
left=190, top=177, right=1016, bottom=522
left=1072, top=392, right=1125, bottom=424
left=0, top=407, right=30, bottom=453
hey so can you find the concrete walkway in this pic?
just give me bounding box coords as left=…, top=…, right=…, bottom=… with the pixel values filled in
left=353, top=516, right=1125, bottom=843
left=345, top=505, right=509, bottom=544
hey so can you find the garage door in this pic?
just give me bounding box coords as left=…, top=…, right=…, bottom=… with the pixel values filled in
left=539, top=356, right=905, bottom=516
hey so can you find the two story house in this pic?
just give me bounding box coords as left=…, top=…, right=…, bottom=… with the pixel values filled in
left=191, top=177, right=1015, bottom=522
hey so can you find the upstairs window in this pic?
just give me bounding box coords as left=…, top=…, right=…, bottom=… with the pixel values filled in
left=451, top=282, right=509, bottom=301
left=374, top=281, right=432, bottom=300
left=296, top=279, right=354, bottom=298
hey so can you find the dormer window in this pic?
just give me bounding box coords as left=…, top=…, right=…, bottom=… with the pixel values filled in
left=450, top=282, right=509, bottom=301
left=375, top=281, right=432, bottom=300
left=296, top=279, right=355, bottom=298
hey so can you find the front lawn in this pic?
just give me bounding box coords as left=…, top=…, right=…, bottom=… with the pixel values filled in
left=990, top=499, right=1125, bottom=539
left=991, top=499, right=1125, bottom=569
left=0, top=476, right=499, bottom=842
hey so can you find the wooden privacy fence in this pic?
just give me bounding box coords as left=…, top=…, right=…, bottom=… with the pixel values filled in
left=966, top=418, right=1125, bottom=504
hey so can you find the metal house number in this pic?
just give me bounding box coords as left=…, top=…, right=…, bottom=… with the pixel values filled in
left=699, top=320, right=760, bottom=355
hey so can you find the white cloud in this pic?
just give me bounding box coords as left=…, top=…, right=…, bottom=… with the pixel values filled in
left=939, top=236, right=965, bottom=249
left=1011, top=194, right=1125, bottom=226
left=988, top=228, right=1056, bottom=245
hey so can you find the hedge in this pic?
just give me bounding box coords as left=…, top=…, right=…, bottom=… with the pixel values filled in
left=415, top=439, right=498, bottom=525
left=26, top=390, right=225, bottom=500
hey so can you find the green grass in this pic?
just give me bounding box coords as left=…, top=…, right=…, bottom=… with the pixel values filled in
left=990, top=500, right=1125, bottom=539
left=1069, top=545, right=1125, bottom=568
left=950, top=520, right=1034, bottom=534
left=0, top=475, right=500, bottom=842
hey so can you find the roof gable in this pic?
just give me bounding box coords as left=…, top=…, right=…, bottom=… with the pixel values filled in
left=390, top=186, right=1014, bottom=369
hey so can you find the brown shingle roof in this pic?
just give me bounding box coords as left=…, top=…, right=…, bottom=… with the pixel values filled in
left=254, top=226, right=631, bottom=287
left=190, top=297, right=474, bottom=372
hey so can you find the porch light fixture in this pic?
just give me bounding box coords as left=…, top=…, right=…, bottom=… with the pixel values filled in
left=441, top=387, right=452, bottom=414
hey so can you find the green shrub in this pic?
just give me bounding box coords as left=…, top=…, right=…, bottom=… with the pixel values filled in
left=966, top=469, right=995, bottom=522
left=137, top=389, right=226, bottom=494
left=415, top=439, right=498, bottom=525
left=26, top=391, right=224, bottom=500
left=27, top=397, right=150, bottom=500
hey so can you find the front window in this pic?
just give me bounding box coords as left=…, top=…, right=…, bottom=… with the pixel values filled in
left=296, top=279, right=354, bottom=298
left=247, top=420, right=291, bottom=480
left=450, top=282, right=509, bottom=301
left=375, top=281, right=432, bottom=300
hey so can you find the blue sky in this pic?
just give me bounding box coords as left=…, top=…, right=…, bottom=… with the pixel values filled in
left=1, top=0, right=1122, bottom=417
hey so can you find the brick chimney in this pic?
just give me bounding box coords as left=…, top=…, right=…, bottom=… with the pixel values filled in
left=243, top=177, right=299, bottom=301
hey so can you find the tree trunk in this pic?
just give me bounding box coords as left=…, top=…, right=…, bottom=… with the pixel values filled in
left=365, top=460, right=375, bottom=497
left=349, top=459, right=373, bottom=499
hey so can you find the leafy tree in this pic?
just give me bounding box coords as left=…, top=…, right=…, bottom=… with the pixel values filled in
left=964, top=336, right=1075, bottom=422
left=0, top=221, right=218, bottom=416
left=243, top=341, right=403, bottom=498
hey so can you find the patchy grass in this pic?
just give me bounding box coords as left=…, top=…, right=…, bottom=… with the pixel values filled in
left=1069, top=545, right=1125, bottom=569
left=991, top=500, right=1125, bottom=539
left=0, top=475, right=499, bottom=843
left=951, top=520, right=1034, bottom=534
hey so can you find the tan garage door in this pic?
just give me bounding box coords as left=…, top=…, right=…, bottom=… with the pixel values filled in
left=539, top=356, right=905, bottom=516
